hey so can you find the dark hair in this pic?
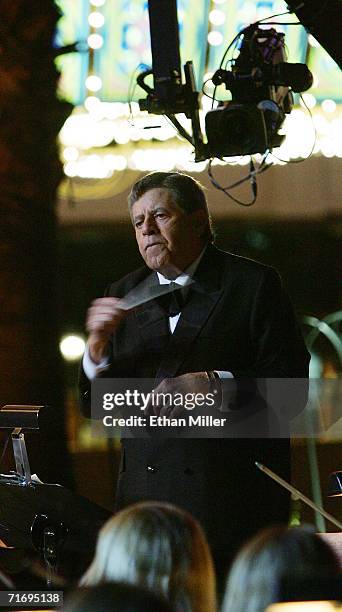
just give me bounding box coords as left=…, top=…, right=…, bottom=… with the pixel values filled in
left=222, top=525, right=340, bottom=612
left=64, top=582, right=174, bottom=612
left=128, top=171, right=214, bottom=242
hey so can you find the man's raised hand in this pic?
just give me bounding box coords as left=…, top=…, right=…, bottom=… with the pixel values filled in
left=86, top=297, right=128, bottom=364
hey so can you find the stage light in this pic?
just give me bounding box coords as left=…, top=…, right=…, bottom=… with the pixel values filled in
left=88, top=11, right=105, bottom=29
left=207, top=31, right=223, bottom=46
left=322, top=99, right=337, bottom=114
left=209, top=10, right=226, bottom=26
left=84, top=95, right=101, bottom=112
left=62, top=146, right=79, bottom=162
left=87, top=33, right=104, bottom=50
left=63, top=161, right=77, bottom=177
left=85, top=75, right=102, bottom=92
left=60, top=335, right=85, bottom=361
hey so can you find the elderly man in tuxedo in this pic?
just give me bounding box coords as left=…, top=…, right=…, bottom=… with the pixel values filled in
left=79, top=171, right=310, bottom=572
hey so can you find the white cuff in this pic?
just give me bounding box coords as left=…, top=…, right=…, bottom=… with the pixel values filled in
left=82, top=343, right=110, bottom=380
left=215, top=370, right=235, bottom=411
left=215, top=370, right=234, bottom=379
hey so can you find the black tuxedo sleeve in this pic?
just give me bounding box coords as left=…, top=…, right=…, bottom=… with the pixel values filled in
left=249, top=268, right=310, bottom=378
left=237, top=267, right=310, bottom=419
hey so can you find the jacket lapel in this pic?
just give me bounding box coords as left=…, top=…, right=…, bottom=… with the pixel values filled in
left=155, top=244, right=226, bottom=380
left=134, top=273, right=170, bottom=355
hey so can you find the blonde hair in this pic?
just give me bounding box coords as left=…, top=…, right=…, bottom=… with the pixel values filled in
left=80, top=502, right=216, bottom=612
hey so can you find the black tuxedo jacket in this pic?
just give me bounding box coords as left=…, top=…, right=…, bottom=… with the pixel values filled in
left=79, top=244, right=310, bottom=558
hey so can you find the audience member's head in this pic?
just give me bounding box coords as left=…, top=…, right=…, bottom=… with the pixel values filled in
left=80, top=501, right=216, bottom=612
left=222, top=524, right=340, bottom=612
left=63, top=582, right=174, bottom=612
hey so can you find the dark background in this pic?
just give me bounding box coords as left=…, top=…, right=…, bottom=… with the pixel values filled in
left=59, top=216, right=340, bottom=332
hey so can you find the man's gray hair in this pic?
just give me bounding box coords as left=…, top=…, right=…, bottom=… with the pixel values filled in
left=128, top=171, right=214, bottom=242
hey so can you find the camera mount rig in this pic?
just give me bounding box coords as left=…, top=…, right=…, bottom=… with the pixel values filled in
left=137, top=0, right=314, bottom=162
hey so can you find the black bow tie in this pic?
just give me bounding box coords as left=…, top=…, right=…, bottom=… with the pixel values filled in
left=158, top=282, right=185, bottom=316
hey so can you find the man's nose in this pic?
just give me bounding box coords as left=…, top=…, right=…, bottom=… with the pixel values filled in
left=142, top=216, right=157, bottom=234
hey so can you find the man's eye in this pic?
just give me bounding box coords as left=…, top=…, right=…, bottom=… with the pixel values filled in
left=135, top=220, right=143, bottom=228
left=155, top=213, right=166, bottom=219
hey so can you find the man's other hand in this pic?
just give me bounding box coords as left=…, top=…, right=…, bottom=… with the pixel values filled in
left=146, top=372, right=213, bottom=418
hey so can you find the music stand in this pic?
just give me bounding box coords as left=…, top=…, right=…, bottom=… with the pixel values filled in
left=0, top=404, right=112, bottom=586
left=0, top=405, right=48, bottom=485
left=0, top=481, right=112, bottom=587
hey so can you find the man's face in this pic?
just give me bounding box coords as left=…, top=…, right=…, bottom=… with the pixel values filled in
left=131, top=188, right=207, bottom=278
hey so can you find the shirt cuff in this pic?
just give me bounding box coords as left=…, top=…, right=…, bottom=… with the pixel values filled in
left=82, top=343, right=110, bottom=380
left=215, top=371, right=236, bottom=411
left=215, top=370, right=234, bottom=379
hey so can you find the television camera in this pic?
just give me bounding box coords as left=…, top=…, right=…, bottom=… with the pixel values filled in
left=137, top=0, right=313, bottom=162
